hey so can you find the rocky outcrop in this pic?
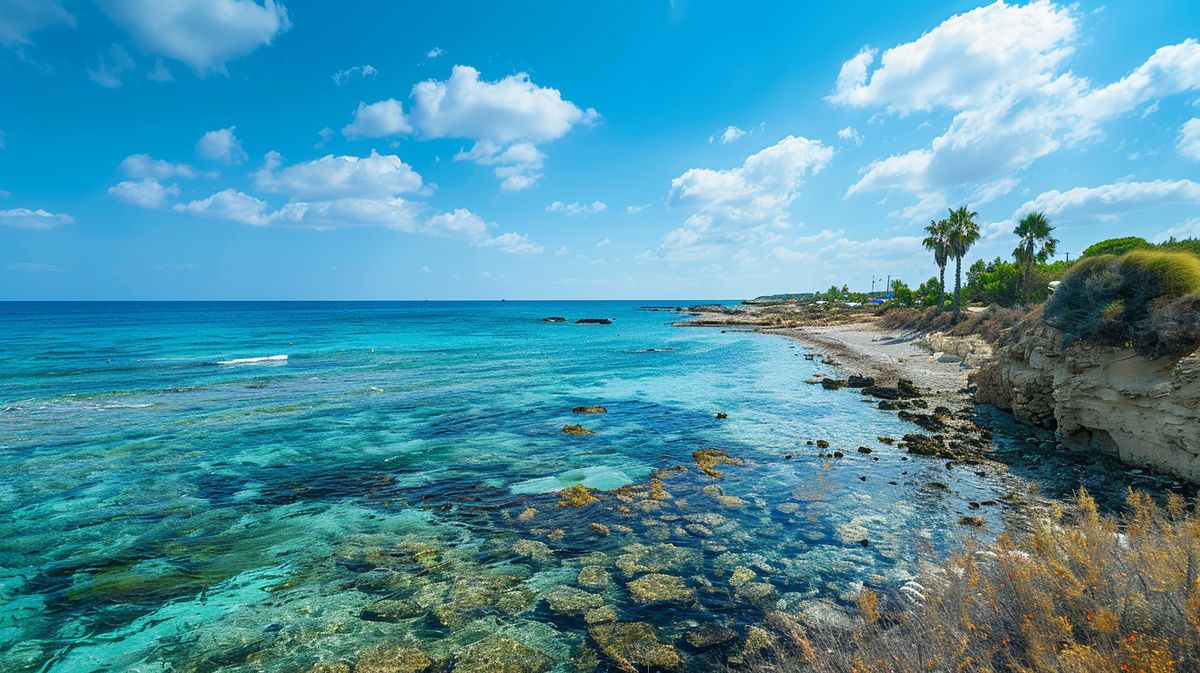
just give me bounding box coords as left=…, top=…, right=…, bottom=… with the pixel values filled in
left=973, top=324, right=1200, bottom=481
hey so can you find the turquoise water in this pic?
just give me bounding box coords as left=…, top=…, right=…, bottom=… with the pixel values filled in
left=1, top=301, right=1041, bottom=672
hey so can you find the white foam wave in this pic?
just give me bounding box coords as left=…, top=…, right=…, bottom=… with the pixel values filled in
left=216, top=355, right=288, bottom=366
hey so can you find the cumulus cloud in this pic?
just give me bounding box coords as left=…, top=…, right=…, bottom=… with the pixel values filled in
left=422, top=209, right=542, bottom=254
left=455, top=140, right=546, bottom=191
left=546, top=200, right=606, bottom=216
left=196, top=126, right=248, bottom=164
left=412, top=65, right=596, bottom=143
left=97, top=0, right=290, bottom=73
left=834, top=1, right=1200, bottom=214
left=625, top=203, right=650, bottom=215
left=408, top=65, right=597, bottom=189
left=0, top=0, right=74, bottom=48
left=175, top=188, right=273, bottom=226
left=332, top=64, right=376, bottom=86
left=645, top=135, right=833, bottom=261
left=342, top=99, right=411, bottom=139
left=253, top=150, right=423, bottom=199
left=1179, top=118, right=1200, bottom=161
left=0, top=207, right=75, bottom=229
left=1155, top=217, right=1200, bottom=242
left=837, top=126, right=862, bottom=145
left=119, top=153, right=197, bottom=179
left=108, top=178, right=180, bottom=208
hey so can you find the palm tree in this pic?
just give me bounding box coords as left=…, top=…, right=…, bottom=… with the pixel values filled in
left=1012, top=211, right=1058, bottom=306
left=946, top=205, right=981, bottom=319
left=922, top=218, right=951, bottom=310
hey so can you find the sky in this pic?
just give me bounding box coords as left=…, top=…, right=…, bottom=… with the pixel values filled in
left=1, top=0, right=1199, bottom=300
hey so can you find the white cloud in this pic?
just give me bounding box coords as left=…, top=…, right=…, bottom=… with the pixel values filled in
left=342, top=99, right=411, bottom=139
left=835, top=1, right=1200, bottom=213
left=830, top=1, right=1076, bottom=112
left=554, top=246, right=570, bottom=256
left=1011, top=179, right=1200, bottom=222
left=420, top=265, right=431, bottom=272
left=119, top=153, right=196, bottom=179
left=87, top=44, right=134, bottom=88
left=837, top=126, right=862, bottom=145
left=625, top=203, right=650, bottom=215
left=97, top=0, right=290, bottom=73
left=332, top=64, right=377, bottom=86
left=196, top=126, right=248, bottom=164
left=0, top=207, right=75, bottom=229
left=645, top=135, right=833, bottom=261
left=546, top=200, right=606, bottom=217
left=108, top=178, right=180, bottom=208
left=426, top=47, right=444, bottom=59
left=175, top=189, right=272, bottom=226
left=888, top=191, right=947, bottom=222
left=1179, top=118, right=1200, bottom=161
left=709, top=125, right=746, bottom=144
left=412, top=65, right=596, bottom=143
left=253, top=150, right=423, bottom=200
left=455, top=140, right=546, bottom=191
left=0, top=0, right=74, bottom=48
left=423, top=209, right=542, bottom=254
left=408, top=65, right=596, bottom=189
left=596, top=238, right=611, bottom=247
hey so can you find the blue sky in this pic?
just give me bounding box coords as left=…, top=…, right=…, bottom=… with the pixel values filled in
left=1, top=0, right=1199, bottom=300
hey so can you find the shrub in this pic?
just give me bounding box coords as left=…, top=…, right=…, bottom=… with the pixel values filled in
left=1157, top=237, right=1200, bottom=257
left=749, top=489, right=1200, bottom=673
left=879, top=305, right=1028, bottom=344
left=1044, top=250, right=1200, bottom=357
left=1081, top=236, right=1152, bottom=258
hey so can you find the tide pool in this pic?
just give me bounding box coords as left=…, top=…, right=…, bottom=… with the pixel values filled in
left=0, top=301, right=1072, bottom=672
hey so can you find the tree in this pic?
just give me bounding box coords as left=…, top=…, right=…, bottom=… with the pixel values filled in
left=1081, top=236, right=1151, bottom=258
left=1012, top=211, right=1058, bottom=306
left=946, top=205, right=981, bottom=319
left=922, top=218, right=952, bottom=310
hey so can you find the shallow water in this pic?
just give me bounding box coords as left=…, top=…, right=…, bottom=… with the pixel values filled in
left=0, top=301, right=1135, bottom=672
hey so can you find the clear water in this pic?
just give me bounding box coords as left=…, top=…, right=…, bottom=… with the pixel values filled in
left=0, top=301, right=1059, bottom=672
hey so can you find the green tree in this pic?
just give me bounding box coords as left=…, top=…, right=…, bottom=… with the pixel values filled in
left=946, top=205, right=981, bottom=319
left=922, top=217, right=952, bottom=310
left=1081, top=236, right=1151, bottom=258
left=1012, top=211, right=1058, bottom=306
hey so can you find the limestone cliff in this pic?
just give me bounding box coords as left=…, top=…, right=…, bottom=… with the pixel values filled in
left=972, top=325, right=1200, bottom=482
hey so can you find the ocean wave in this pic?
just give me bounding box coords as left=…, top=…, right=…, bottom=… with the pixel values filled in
left=216, top=355, right=288, bottom=366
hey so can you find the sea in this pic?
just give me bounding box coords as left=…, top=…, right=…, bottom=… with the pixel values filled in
left=0, top=301, right=1139, bottom=672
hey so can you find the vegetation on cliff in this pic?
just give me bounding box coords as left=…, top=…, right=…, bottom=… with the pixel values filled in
left=1044, top=249, right=1200, bottom=357
left=751, top=489, right=1200, bottom=673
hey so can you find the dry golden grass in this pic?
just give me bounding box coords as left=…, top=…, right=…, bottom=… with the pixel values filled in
left=753, top=489, right=1200, bottom=673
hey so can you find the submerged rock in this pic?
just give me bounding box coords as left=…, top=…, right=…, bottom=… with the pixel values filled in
left=577, top=566, right=611, bottom=589
left=729, top=566, right=757, bottom=587
left=614, top=543, right=701, bottom=576
left=692, top=449, right=743, bottom=478
left=626, top=573, right=694, bottom=604
left=513, top=539, right=552, bottom=561
left=734, top=582, right=778, bottom=607
left=453, top=635, right=553, bottom=673
left=558, top=484, right=600, bottom=507
left=546, top=585, right=605, bottom=616
left=685, top=623, right=738, bottom=649
left=305, top=664, right=350, bottom=673
left=589, top=622, right=683, bottom=671
left=584, top=605, right=618, bottom=625
left=589, top=522, right=610, bottom=537
left=434, top=574, right=535, bottom=629
left=572, top=405, right=607, bottom=414
left=575, top=318, right=612, bottom=325
left=354, top=646, right=432, bottom=673
left=562, top=424, right=595, bottom=435
left=540, top=317, right=568, bottom=323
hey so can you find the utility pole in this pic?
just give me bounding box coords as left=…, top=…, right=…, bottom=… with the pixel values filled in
left=1063, top=251, right=1071, bottom=263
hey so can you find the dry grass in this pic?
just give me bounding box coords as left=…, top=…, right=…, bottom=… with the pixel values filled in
left=879, top=305, right=1030, bottom=344
left=751, top=489, right=1200, bottom=673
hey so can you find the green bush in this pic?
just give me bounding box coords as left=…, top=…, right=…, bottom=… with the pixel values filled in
left=1044, top=250, right=1200, bottom=356
left=1157, top=237, right=1200, bottom=257
left=1081, top=236, right=1152, bottom=258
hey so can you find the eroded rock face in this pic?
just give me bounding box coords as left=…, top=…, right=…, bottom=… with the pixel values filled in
left=972, top=324, right=1200, bottom=482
